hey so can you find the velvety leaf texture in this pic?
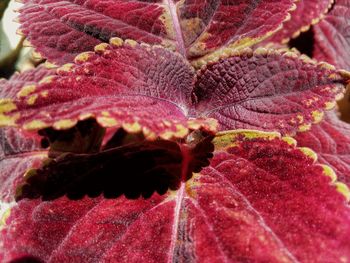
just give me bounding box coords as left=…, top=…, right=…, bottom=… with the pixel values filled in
left=296, top=111, right=350, bottom=187
left=268, top=0, right=332, bottom=43
left=193, top=48, right=348, bottom=135
left=314, top=0, right=350, bottom=70
left=1, top=42, right=348, bottom=136
left=0, top=65, right=54, bottom=99
left=0, top=67, right=54, bottom=202
left=1, top=131, right=350, bottom=262
left=0, top=128, right=45, bottom=203
left=0, top=42, right=217, bottom=140
left=18, top=0, right=295, bottom=64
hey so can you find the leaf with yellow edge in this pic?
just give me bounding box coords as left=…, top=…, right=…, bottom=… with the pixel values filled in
left=1, top=129, right=350, bottom=262
left=17, top=0, right=296, bottom=64
left=267, top=0, right=333, bottom=44
left=296, top=111, right=350, bottom=188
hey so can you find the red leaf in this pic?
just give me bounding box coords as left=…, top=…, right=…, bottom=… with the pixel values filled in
left=18, top=0, right=295, bottom=64
left=268, top=0, right=332, bottom=43
left=193, top=48, right=348, bottom=135
left=1, top=66, right=54, bottom=202
left=0, top=65, right=54, bottom=98
left=0, top=128, right=45, bottom=203
left=1, top=44, right=349, bottom=136
left=313, top=0, right=350, bottom=70
left=1, top=131, right=350, bottom=262
left=295, top=111, right=350, bottom=187
left=0, top=42, right=217, bottom=140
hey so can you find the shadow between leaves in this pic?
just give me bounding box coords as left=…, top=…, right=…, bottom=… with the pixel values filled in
left=15, top=119, right=214, bottom=201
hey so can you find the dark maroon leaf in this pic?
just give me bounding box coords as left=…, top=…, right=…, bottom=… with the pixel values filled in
left=1, top=66, right=55, bottom=202
left=0, top=41, right=217, bottom=140
left=314, top=0, right=350, bottom=70
left=1, top=130, right=350, bottom=262
left=1, top=43, right=349, bottom=137
left=18, top=0, right=295, bottom=64
left=268, top=0, right=332, bottom=43
left=295, top=111, right=350, bottom=187
left=193, top=48, right=348, bottom=135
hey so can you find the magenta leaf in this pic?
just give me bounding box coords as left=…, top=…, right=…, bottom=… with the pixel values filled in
left=0, top=128, right=45, bottom=203
left=268, top=0, right=333, bottom=43
left=295, top=111, right=350, bottom=187
left=18, top=0, right=295, bottom=64
left=0, top=66, right=55, bottom=202
left=0, top=65, right=54, bottom=99
left=1, top=131, right=350, bottom=262
left=313, top=0, right=350, bottom=70
left=193, top=48, right=348, bottom=135
left=0, top=42, right=217, bottom=140
left=1, top=43, right=349, bottom=137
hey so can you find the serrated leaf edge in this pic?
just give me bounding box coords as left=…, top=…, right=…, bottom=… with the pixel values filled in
left=279, top=0, right=335, bottom=44
left=0, top=38, right=218, bottom=140
left=194, top=47, right=350, bottom=135
left=191, top=0, right=299, bottom=69
left=213, top=129, right=350, bottom=202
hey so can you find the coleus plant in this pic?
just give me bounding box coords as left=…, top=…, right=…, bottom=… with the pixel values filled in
left=1, top=0, right=350, bottom=262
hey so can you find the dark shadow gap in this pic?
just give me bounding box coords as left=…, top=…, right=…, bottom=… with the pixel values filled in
left=16, top=122, right=214, bottom=201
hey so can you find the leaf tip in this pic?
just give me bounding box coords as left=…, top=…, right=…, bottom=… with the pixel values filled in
left=318, top=62, right=336, bottom=71
left=44, top=61, right=59, bottom=69
left=320, top=164, right=337, bottom=183
left=311, top=110, right=324, bottom=124
left=57, top=63, right=75, bottom=74
left=124, top=39, right=138, bottom=47
left=0, top=99, right=17, bottom=113
left=38, top=75, right=56, bottom=85
left=74, top=51, right=94, bottom=64
left=298, top=123, right=312, bottom=132
left=122, top=122, right=142, bottom=134
left=142, top=127, right=157, bottom=140
left=53, top=119, right=78, bottom=130
left=94, top=43, right=110, bottom=53
left=26, top=94, right=39, bottom=105
left=23, top=120, right=49, bottom=130
left=109, top=37, right=124, bottom=47
left=325, top=101, right=336, bottom=110
left=0, top=206, right=11, bottom=229
left=281, top=136, right=297, bottom=146
left=96, top=116, right=118, bottom=127
left=335, top=182, right=350, bottom=202
left=318, top=164, right=349, bottom=202
left=299, top=147, right=318, bottom=162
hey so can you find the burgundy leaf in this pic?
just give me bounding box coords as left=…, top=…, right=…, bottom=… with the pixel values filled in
left=0, top=41, right=217, bottom=140
left=0, top=65, right=54, bottom=99
left=295, top=111, right=350, bottom=187
left=193, top=48, right=348, bottom=135
left=268, top=0, right=332, bottom=43
left=1, top=66, right=54, bottom=202
left=0, top=128, right=45, bottom=203
left=1, top=43, right=349, bottom=137
left=313, top=0, right=350, bottom=70
left=18, top=0, right=295, bottom=64
left=1, top=130, right=350, bottom=262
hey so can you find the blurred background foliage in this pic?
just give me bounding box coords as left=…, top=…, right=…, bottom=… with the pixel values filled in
left=0, top=0, right=40, bottom=78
